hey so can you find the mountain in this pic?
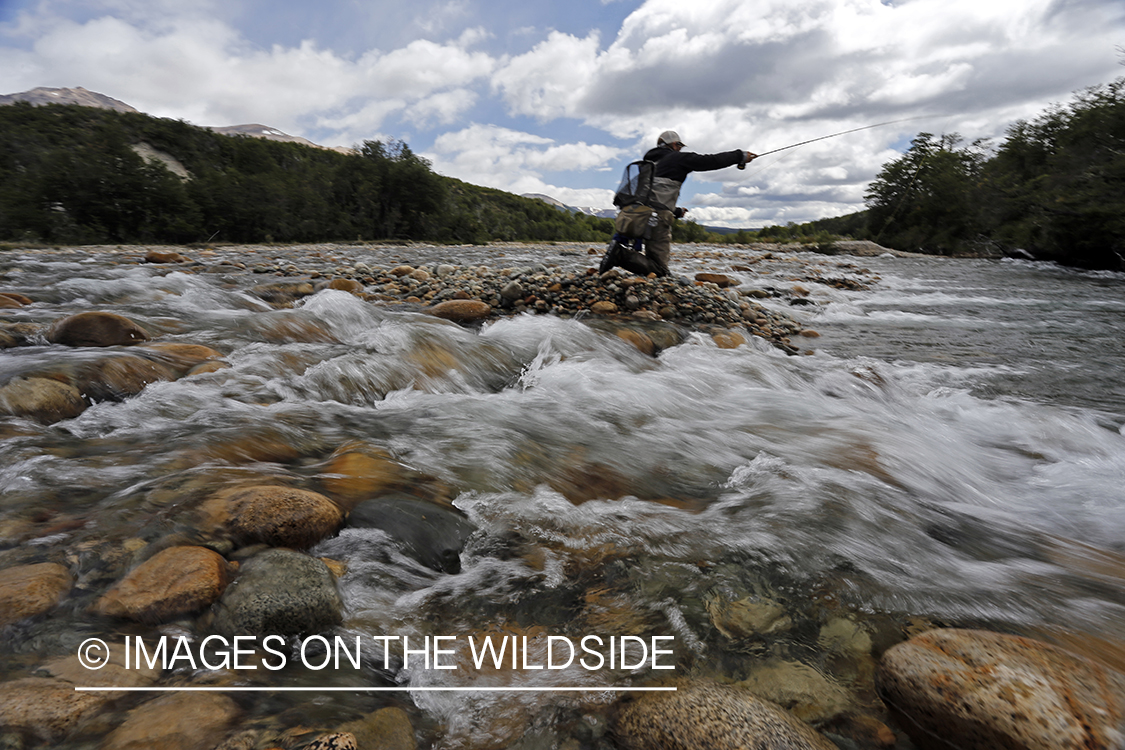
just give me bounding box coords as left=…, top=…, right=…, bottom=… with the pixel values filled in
left=522, top=193, right=616, bottom=219
left=0, top=86, right=139, bottom=113
left=0, top=86, right=345, bottom=151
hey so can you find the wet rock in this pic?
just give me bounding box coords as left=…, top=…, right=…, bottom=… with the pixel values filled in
left=212, top=548, right=342, bottom=637
left=200, top=485, right=345, bottom=550
left=590, top=300, right=618, bottom=314
left=337, top=706, right=416, bottom=750
left=144, top=250, right=190, bottom=263
left=0, top=292, right=31, bottom=307
left=615, top=328, right=656, bottom=356
left=41, top=646, right=161, bottom=694
left=736, top=659, right=852, bottom=723
left=427, top=299, right=492, bottom=323
left=705, top=592, right=791, bottom=638
left=249, top=281, right=316, bottom=306
left=137, top=342, right=225, bottom=373
left=93, top=546, right=233, bottom=623
left=0, top=562, right=73, bottom=627
left=610, top=682, right=837, bottom=750
left=0, top=677, right=106, bottom=744
left=695, top=272, right=737, bottom=288
left=0, top=321, right=41, bottom=348
left=76, top=353, right=178, bottom=401
left=346, top=494, right=475, bottom=574
left=320, top=446, right=408, bottom=508
left=46, top=311, right=151, bottom=347
left=0, top=376, right=87, bottom=423
left=101, top=692, right=241, bottom=750
left=711, top=330, right=746, bottom=349
left=877, top=628, right=1125, bottom=750
left=250, top=312, right=339, bottom=343
left=325, top=278, right=365, bottom=294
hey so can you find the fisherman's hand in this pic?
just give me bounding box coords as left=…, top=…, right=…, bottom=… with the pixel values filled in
left=737, top=151, right=758, bottom=170
left=673, top=207, right=687, bottom=219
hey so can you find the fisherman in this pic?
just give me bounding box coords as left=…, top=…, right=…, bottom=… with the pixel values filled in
left=601, top=131, right=756, bottom=276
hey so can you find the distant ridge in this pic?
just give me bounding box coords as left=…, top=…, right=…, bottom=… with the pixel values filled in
left=0, top=86, right=139, bottom=113
left=0, top=86, right=348, bottom=151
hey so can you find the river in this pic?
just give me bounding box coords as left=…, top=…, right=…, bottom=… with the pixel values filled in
left=1, top=243, right=1123, bottom=749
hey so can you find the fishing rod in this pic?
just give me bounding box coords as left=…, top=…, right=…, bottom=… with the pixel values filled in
left=738, top=116, right=936, bottom=167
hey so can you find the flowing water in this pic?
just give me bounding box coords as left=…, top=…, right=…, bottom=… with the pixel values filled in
left=1, top=244, right=1123, bottom=748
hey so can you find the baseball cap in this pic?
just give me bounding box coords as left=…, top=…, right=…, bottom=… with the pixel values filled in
left=657, top=130, right=684, bottom=146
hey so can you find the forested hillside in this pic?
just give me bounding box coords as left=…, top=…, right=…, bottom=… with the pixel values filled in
left=854, top=77, right=1125, bottom=270
left=0, top=102, right=614, bottom=245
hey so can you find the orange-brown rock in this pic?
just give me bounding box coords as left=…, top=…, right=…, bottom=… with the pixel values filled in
left=326, top=278, right=365, bottom=294
left=46, top=311, right=151, bottom=347
left=93, top=546, right=232, bottom=623
left=101, top=692, right=241, bottom=750
left=0, top=677, right=107, bottom=744
left=0, top=292, right=32, bottom=306
left=200, top=485, right=345, bottom=549
left=144, top=250, right=190, bottom=263
left=428, top=299, right=492, bottom=323
left=0, top=376, right=87, bottom=423
left=694, top=273, right=737, bottom=288
left=320, top=446, right=407, bottom=507
left=712, top=330, right=746, bottom=349
left=0, top=562, right=73, bottom=627
left=590, top=300, right=618, bottom=314
left=877, top=628, right=1125, bottom=750
left=611, top=682, right=837, bottom=750
left=138, top=342, right=225, bottom=373
left=616, top=328, right=655, bottom=355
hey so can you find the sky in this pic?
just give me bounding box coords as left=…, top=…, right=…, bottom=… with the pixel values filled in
left=1, top=0, right=1123, bottom=228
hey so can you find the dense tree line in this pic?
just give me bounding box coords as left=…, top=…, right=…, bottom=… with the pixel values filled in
left=856, top=77, right=1125, bottom=270
left=0, top=102, right=613, bottom=246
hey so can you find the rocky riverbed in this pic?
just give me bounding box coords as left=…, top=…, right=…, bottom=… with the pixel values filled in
left=1, top=240, right=1123, bottom=750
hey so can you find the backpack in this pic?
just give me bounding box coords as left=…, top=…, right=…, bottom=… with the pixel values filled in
left=613, top=159, right=657, bottom=208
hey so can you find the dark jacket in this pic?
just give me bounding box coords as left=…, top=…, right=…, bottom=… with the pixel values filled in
left=644, top=145, right=744, bottom=184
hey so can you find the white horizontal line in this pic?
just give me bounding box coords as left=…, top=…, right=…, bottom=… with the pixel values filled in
left=74, top=686, right=677, bottom=693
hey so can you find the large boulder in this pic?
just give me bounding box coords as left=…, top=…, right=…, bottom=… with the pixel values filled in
left=877, top=628, right=1125, bottom=750
left=0, top=562, right=73, bottom=627
left=212, top=548, right=343, bottom=638
left=610, top=682, right=837, bottom=750
left=93, top=546, right=233, bottom=623
left=199, top=485, right=346, bottom=550
left=46, top=311, right=151, bottom=347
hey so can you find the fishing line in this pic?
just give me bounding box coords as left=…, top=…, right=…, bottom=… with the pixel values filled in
left=739, top=115, right=940, bottom=179
left=753, top=115, right=940, bottom=159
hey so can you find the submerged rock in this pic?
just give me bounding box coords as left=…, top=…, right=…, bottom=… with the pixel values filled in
left=346, top=494, right=475, bottom=574
left=93, top=545, right=233, bottom=623
left=200, top=485, right=346, bottom=550
left=0, top=677, right=106, bottom=744
left=877, top=628, right=1125, bottom=750
left=100, top=692, right=240, bottom=750
left=0, top=562, right=73, bottom=627
left=610, top=682, right=837, bottom=750
left=0, top=376, right=87, bottom=423
left=212, top=548, right=342, bottom=637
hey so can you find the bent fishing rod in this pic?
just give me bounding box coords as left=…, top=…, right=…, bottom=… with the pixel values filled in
left=739, top=116, right=936, bottom=167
